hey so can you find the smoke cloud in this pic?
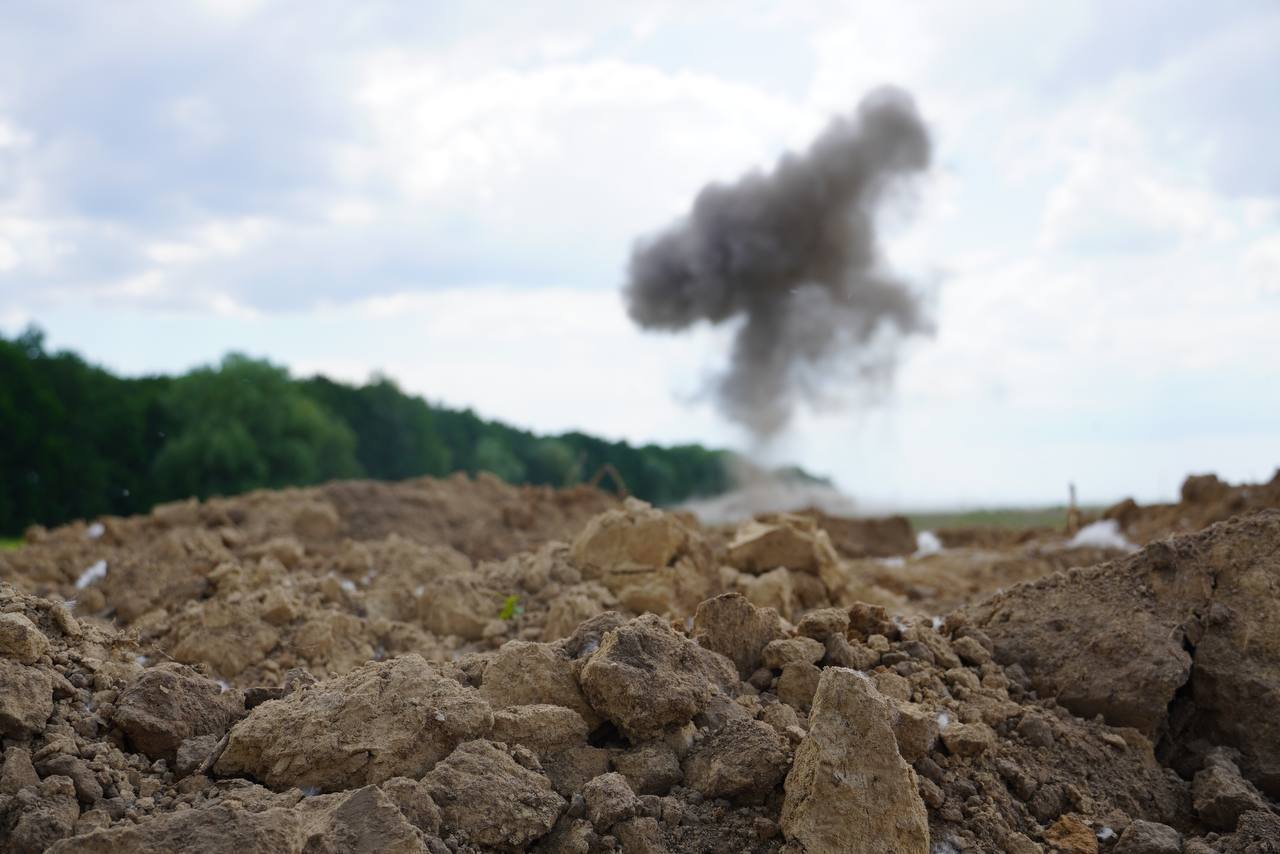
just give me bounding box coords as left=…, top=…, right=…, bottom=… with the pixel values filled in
left=624, top=86, right=933, bottom=437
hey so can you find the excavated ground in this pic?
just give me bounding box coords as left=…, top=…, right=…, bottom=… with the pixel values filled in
left=1, top=470, right=1278, bottom=853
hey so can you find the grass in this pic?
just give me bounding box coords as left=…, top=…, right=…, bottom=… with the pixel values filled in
left=0, top=537, right=23, bottom=551
left=907, top=505, right=1104, bottom=532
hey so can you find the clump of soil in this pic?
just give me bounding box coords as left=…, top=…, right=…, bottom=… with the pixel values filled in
left=1, top=471, right=1278, bottom=852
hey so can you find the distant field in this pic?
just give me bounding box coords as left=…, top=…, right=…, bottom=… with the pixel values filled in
left=0, top=537, right=22, bottom=551
left=907, top=506, right=1104, bottom=531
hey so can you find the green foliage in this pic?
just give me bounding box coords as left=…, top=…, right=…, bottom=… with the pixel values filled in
left=0, top=538, right=22, bottom=551
left=0, top=326, right=825, bottom=536
left=499, top=595, right=523, bottom=621
left=152, top=355, right=360, bottom=499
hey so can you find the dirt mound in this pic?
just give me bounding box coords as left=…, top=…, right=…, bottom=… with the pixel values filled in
left=1, top=473, right=1278, bottom=852
left=1105, top=470, right=1280, bottom=545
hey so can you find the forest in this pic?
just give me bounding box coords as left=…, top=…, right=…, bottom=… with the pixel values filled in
left=0, top=327, right=816, bottom=536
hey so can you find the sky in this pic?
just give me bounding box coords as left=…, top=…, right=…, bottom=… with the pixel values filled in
left=2, top=1, right=1278, bottom=508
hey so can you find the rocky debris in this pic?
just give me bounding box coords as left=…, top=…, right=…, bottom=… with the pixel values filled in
left=380, top=777, right=441, bottom=836
left=0, top=613, right=50, bottom=664
left=1114, top=819, right=1183, bottom=854
left=1043, top=815, right=1099, bottom=853
left=581, top=772, right=641, bottom=830
left=44, top=786, right=427, bottom=854
left=761, top=637, right=825, bottom=669
left=491, top=704, right=590, bottom=755
left=724, top=515, right=839, bottom=575
left=959, top=511, right=1280, bottom=797
left=569, top=499, right=715, bottom=616
left=1106, top=470, right=1280, bottom=544
left=682, top=718, right=790, bottom=803
left=34, top=754, right=103, bottom=806
left=794, top=607, right=850, bottom=641
left=2, top=473, right=1280, bottom=853
left=781, top=668, right=929, bottom=853
left=3, top=775, right=81, bottom=854
left=479, top=640, right=600, bottom=728
left=579, top=614, right=716, bottom=740
left=0, top=659, right=53, bottom=736
left=214, top=654, right=492, bottom=791
left=0, top=748, right=40, bottom=795
left=792, top=511, right=916, bottom=559
left=691, top=593, right=785, bottom=678
left=1192, top=750, right=1272, bottom=831
left=611, top=742, right=683, bottom=795
left=421, top=739, right=564, bottom=851
left=111, top=665, right=240, bottom=761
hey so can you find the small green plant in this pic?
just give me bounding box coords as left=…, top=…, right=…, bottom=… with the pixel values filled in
left=499, top=595, right=524, bottom=621
left=0, top=538, right=22, bottom=552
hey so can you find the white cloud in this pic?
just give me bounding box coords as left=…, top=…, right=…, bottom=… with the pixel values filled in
left=1, top=1, right=1277, bottom=506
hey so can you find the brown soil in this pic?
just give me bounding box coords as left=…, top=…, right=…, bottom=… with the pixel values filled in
left=1, top=471, right=1278, bottom=852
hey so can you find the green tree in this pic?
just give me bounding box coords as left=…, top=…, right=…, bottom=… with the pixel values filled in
left=474, top=434, right=526, bottom=483
left=301, top=375, right=450, bottom=479
left=152, top=355, right=360, bottom=498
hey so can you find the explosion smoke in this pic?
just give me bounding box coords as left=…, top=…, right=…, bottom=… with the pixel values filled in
left=624, top=86, right=933, bottom=437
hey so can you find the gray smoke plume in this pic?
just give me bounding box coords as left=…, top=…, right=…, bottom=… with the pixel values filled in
left=624, top=86, right=933, bottom=437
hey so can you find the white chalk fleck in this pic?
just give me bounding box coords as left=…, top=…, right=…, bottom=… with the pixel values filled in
left=216, top=680, right=230, bottom=693
left=433, top=710, right=447, bottom=722
left=338, top=578, right=356, bottom=593
left=915, top=530, right=943, bottom=556
left=135, top=654, right=150, bottom=666
left=936, top=711, right=951, bottom=731
left=931, top=616, right=943, bottom=630
left=75, top=560, right=108, bottom=589
left=1067, top=519, right=1138, bottom=552
left=1096, top=827, right=1115, bottom=841
left=85, top=522, right=105, bottom=539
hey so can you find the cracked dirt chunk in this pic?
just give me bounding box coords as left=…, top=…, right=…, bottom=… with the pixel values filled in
left=5, top=775, right=80, bottom=854
left=1114, top=820, right=1182, bottom=854
left=569, top=501, right=714, bottom=616
left=1043, top=815, right=1098, bottom=854
left=379, top=777, right=442, bottom=836
left=422, top=739, right=564, bottom=851
left=0, top=613, right=50, bottom=664
left=682, top=718, right=790, bottom=804
left=940, top=721, right=996, bottom=758
left=579, top=614, right=714, bottom=740
left=762, top=637, right=826, bottom=669
left=1192, top=751, right=1270, bottom=831
left=691, top=593, right=785, bottom=679
left=111, top=664, right=240, bottom=761
left=611, top=741, right=683, bottom=795
left=480, top=640, right=601, bottom=728
left=47, top=786, right=426, bottom=854
left=0, top=660, right=54, bottom=737
left=491, top=704, right=590, bottom=755
left=570, top=499, right=691, bottom=573
left=215, top=654, right=492, bottom=792
left=724, top=515, right=839, bottom=575
left=582, top=772, right=641, bottom=830
left=1, top=747, right=40, bottom=794
left=781, top=668, right=928, bottom=854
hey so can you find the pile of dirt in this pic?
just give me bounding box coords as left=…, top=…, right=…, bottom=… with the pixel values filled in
left=1, top=471, right=1278, bottom=852
left=1104, top=470, right=1280, bottom=545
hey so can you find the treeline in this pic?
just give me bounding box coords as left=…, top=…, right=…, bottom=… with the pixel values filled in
left=0, top=327, right=776, bottom=535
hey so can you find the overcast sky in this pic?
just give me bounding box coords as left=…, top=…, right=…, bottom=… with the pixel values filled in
left=2, top=1, right=1278, bottom=507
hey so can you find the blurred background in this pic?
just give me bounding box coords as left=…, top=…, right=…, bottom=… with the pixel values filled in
left=2, top=1, right=1278, bottom=537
